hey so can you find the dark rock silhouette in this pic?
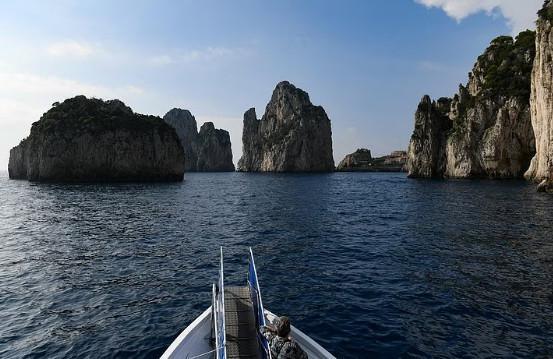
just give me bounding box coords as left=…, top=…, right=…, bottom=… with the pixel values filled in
left=8, top=96, right=185, bottom=182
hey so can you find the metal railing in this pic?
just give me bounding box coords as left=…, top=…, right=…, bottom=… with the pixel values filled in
left=213, top=247, right=226, bottom=359
left=247, top=248, right=271, bottom=359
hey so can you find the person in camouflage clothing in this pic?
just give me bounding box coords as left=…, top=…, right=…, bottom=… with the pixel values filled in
left=263, top=316, right=308, bottom=359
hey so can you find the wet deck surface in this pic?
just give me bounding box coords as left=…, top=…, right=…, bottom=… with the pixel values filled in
left=224, top=286, right=260, bottom=359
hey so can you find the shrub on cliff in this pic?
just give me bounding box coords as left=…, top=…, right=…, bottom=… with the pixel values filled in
left=33, top=96, right=172, bottom=135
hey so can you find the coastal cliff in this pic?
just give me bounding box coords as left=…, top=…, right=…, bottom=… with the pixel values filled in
left=237, top=81, right=334, bottom=172
left=8, top=96, right=185, bottom=182
left=163, top=109, right=198, bottom=172
left=525, top=1, right=553, bottom=192
left=337, top=149, right=407, bottom=172
left=407, top=31, right=536, bottom=179
left=407, top=96, right=452, bottom=178
left=196, top=122, right=235, bottom=171
left=163, top=109, right=234, bottom=172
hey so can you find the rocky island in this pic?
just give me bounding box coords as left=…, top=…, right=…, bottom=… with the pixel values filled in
left=525, top=1, right=553, bottom=192
left=337, top=149, right=407, bottom=172
left=163, top=109, right=234, bottom=172
left=407, top=30, right=536, bottom=179
left=8, top=96, right=185, bottom=182
left=237, top=81, right=334, bottom=172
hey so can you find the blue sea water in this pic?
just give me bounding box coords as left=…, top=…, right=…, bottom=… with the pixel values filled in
left=1, top=171, right=553, bottom=358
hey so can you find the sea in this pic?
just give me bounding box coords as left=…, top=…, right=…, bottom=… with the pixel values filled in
left=1, top=171, right=553, bottom=358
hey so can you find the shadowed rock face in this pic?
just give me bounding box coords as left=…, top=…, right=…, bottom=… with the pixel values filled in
left=526, top=0, right=553, bottom=192
left=163, top=109, right=234, bottom=172
left=237, top=81, right=334, bottom=172
left=196, top=122, right=235, bottom=172
left=8, top=96, right=185, bottom=182
left=407, top=96, right=452, bottom=178
left=163, top=109, right=198, bottom=172
left=407, top=31, right=536, bottom=179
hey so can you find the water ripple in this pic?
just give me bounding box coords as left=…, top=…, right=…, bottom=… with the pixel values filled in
left=1, top=172, right=553, bottom=358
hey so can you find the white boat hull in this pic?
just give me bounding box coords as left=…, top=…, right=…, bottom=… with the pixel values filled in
left=160, top=307, right=336, bottom=359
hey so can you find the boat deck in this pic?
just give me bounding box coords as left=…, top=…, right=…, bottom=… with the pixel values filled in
left=224, top=286, right=261, bottom=359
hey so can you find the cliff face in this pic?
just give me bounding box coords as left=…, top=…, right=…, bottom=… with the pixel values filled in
left=163, top=109, right=234, bottom=172
left=237, top=81, right=334, bottom=172
left=8, top=96, right=185, bottom=182
left=407, top=31, right=536, bottom=179
left=407, top=96, right=452, bottom=178
left=196, top=122, right=235, bottom=171
left=337, top=149, right=407, bottom=172
left=163, top=109, right=198, bottom=172
left=526, top=1, right=553, bottom=192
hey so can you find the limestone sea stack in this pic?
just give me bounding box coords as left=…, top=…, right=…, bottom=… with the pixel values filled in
left=237, top=81, right=334, bottom=172
left=163, top=109, right=234, bottom=172
left=407, top=31, right=536, bottom=179
left=525, top=1, right=553, bottom=192
left=163, top=109, right=199, bottom=172
left=8, top=96, right=185, bottom=182
left=196, top=122, right=234, bottom=171
left=337, top=149, right=407, bottom=172
left=407, top=96, right=452, bottom=178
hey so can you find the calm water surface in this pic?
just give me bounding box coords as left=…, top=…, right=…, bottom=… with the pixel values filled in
left=1, top=171, right=553, bottom=358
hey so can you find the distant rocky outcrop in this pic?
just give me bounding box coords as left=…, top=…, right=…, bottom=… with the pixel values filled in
left=525, top=1, right=553, bottom=192
left=407, top=31, right=536, bottom=179
left=237, top=81, right=334, bottom=172
left=337, top=149, right=407, bottom=172
left=8, top=96, right=185, bottom=182
left=163, top=109, right=234, bottom=172
left=337, top=149, right=372, bottom=171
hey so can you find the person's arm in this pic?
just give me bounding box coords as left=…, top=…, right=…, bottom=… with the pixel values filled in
left=261, top=324, right=276, bottom=341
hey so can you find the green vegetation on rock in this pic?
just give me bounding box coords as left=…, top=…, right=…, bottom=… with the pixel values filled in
left=538, top=0, right=553, bottom=21
left=33, top=96, right=174, bottom=136
left=475, top=30, right=536, bottom=100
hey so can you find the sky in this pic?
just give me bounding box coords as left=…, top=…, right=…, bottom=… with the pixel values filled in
left=0, top=0, right=543, bottom=170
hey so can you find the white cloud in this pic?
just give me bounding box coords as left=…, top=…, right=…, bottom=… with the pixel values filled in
left=148, top=47, right=251, bottom=67
left=149, top=54, right=175, bottom=66
left=415, top=0, right=543, bottom=34
left=47, top=40, right=97, bottom=57
left=181, top=47, right=235, bottom=62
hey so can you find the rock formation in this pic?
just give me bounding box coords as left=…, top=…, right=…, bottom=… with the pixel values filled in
left=337, top=148, right=372, bottom=171
left=337, top=149, right=407, bottom=172
left=163, top=109, right=198, bottom=172
left=407, top=96, right=452, bottom=178
left=163, top=109, right=234, bottom=172
left=525, top=1, right=553, bottom=192
left=237, top=81, right=334, bottom=172
left=407, top=31, right=537, bottom=179
left=8, top=96, right=185, bottom=182
left=196, top=122, right=235, bottom=171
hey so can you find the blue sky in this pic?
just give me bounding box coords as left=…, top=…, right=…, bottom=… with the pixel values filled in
left=0, top=0, right=543, bottom=169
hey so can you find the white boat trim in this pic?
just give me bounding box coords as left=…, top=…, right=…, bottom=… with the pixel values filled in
left=160, top=307, right=337, bottom=359
left=160, top=306, right=212, bottom=359
left=265, top=309, right=337, bottom=359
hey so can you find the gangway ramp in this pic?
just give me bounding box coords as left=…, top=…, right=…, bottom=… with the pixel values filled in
left=224, top=286, right=261, bottom=359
